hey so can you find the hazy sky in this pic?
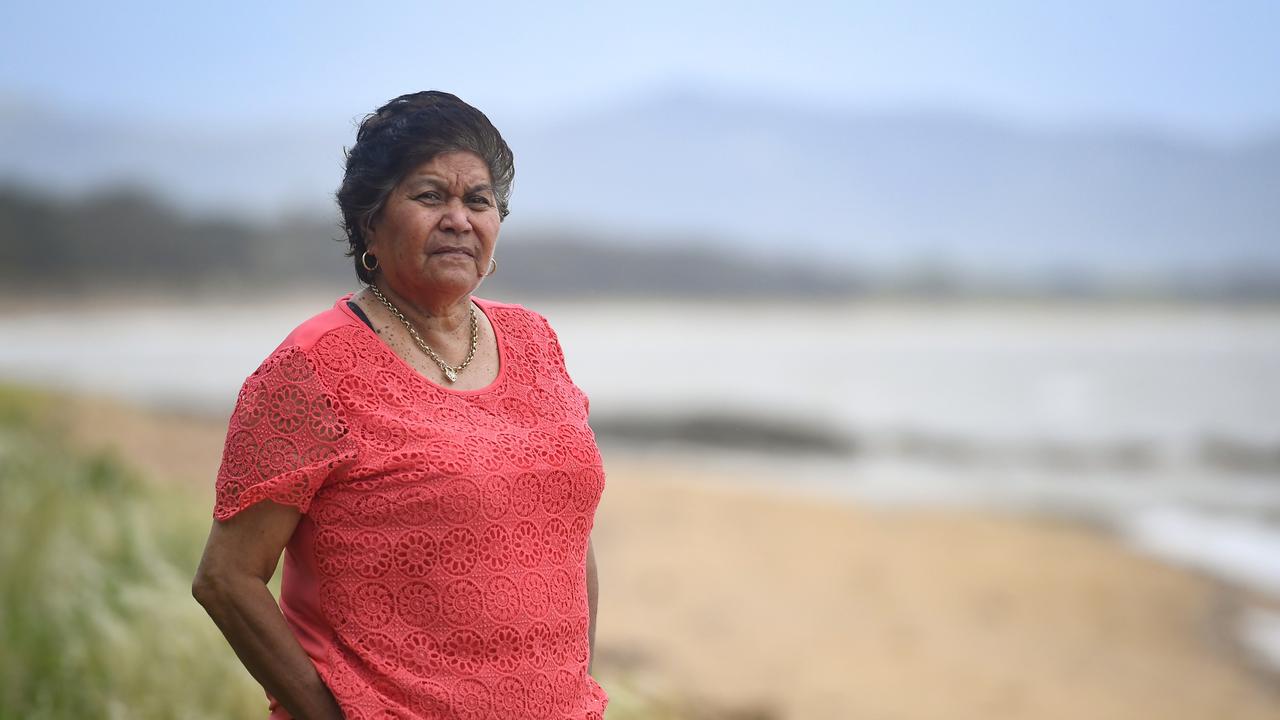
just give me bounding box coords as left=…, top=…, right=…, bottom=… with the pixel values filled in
left=3, top=0, right=1278, bottom=139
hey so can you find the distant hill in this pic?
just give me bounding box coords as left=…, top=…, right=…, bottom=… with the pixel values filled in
left=2, top=184, right=1275, bottom=300
left=2, top=87, right=1278, bottom=285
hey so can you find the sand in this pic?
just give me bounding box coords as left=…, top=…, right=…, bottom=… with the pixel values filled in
left=54, top=392, right=1280, bottom=719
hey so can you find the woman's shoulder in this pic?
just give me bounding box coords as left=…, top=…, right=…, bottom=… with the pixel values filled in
left=272, top=294, right=364, bottom=354
left=472, top=295, right=528, bottom=315
left=474, top=295, right=552, bottom=328
left=232, top=296, right=366, bottom=398
left=474, top=296, right=572, bottom=372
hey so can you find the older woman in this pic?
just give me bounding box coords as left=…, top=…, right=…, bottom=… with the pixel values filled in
left=192, top=91, right=608, bottom=720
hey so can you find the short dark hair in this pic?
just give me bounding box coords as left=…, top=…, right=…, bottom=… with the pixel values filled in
left=337, top=91, right=515, bottom=284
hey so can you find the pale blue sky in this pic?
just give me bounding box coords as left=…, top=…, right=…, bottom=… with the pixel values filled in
left=2, top=0, right=1277, bottom=138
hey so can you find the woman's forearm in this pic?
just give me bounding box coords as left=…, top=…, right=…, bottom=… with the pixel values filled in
left=195, top=574, right=344, bottom=720
left=586, top=538, right=599, bottom=674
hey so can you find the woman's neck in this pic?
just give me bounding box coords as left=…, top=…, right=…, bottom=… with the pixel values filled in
left=364, top=281, right=474, bottom=339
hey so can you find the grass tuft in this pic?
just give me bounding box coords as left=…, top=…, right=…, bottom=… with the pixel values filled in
left=0, top=384, right=268, bottom=719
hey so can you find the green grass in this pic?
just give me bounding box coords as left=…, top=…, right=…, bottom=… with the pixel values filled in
left=0, top=385, right=269, bottom=719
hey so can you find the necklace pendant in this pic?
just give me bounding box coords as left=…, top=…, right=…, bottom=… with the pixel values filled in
left=443, top=367, right=458, bottom=383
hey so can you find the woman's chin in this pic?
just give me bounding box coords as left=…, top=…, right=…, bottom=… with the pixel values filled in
left=415, top=268, right=482, bottom=298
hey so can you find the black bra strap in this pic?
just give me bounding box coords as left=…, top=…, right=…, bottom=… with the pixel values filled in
left=347, top=300, right=375, bottom=330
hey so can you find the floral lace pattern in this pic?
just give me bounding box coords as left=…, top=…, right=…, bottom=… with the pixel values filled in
left=214, top=296, right=608, bottom=720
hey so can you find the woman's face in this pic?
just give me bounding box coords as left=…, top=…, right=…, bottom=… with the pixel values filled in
left=365, top=150, right=501, bottom=305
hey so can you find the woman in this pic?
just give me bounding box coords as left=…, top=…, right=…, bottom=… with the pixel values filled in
left=192, top=91, right=608, bottom=720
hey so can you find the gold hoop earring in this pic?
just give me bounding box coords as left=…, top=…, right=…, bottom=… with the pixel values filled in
left=485, top=257, right=498, bottom=276
left=361, top=251, right=379, bottom=272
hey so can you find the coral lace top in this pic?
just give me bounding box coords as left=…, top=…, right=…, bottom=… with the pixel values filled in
left=212, top=293, right=609, bottom=720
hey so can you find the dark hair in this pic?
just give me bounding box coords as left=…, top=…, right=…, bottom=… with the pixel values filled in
left=337, top=91, right=515, bottom=284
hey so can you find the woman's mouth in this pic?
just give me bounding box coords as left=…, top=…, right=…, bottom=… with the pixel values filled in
left=431, top=246, right=474, bottom=258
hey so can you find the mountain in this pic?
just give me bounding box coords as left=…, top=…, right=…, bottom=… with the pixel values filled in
left=511, top=88, right=1280, bottom=277
left=2, top=89, right=1278, bottom=280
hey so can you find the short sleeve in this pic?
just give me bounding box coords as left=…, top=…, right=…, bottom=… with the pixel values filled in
left=213, top=343, right=358, bottom=522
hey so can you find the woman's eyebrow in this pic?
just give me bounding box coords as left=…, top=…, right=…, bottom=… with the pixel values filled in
left=404, top=177, right=493, bottom=195
left=405, top=176, right=445, bottom=191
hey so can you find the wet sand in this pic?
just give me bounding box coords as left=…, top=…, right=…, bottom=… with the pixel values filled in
left=56, top=392, right=1280, bottom=719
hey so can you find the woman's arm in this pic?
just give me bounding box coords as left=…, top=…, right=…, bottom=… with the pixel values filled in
left=586, top=535, right=599, bottom=675
left=192, top=500, right=344, bottom=720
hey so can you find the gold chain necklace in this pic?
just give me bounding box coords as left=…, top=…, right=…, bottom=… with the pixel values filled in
left=367, top=285, right=477, bottom=383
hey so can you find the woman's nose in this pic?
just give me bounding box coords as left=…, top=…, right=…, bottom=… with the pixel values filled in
left=439, top=199, right=471, bottom=232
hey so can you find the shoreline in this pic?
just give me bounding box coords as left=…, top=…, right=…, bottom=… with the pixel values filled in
left=36, top=387, right=1280, bottom=718
left=5, top=287, right=1280, bottom=316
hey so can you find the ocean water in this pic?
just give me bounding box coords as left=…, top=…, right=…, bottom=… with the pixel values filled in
left=3, top=293, right=1279, bottom=668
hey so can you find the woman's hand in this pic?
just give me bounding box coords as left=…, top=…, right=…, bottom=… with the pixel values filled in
left=192, top=500, right=345, bottom=720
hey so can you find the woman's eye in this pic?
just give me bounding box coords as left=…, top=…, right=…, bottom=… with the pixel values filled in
left=469, top=196, right=493, bottom=207
left=415, top=192, right=441, bottom=202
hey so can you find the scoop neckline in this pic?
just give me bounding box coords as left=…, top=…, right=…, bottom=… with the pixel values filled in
left=335, top=291, right=508, bottom=396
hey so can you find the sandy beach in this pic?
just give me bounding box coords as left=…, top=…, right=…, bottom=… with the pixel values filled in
left=54, top=392, right=1280, bottom=719
left=593, top=459, right=1280, bottom=719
